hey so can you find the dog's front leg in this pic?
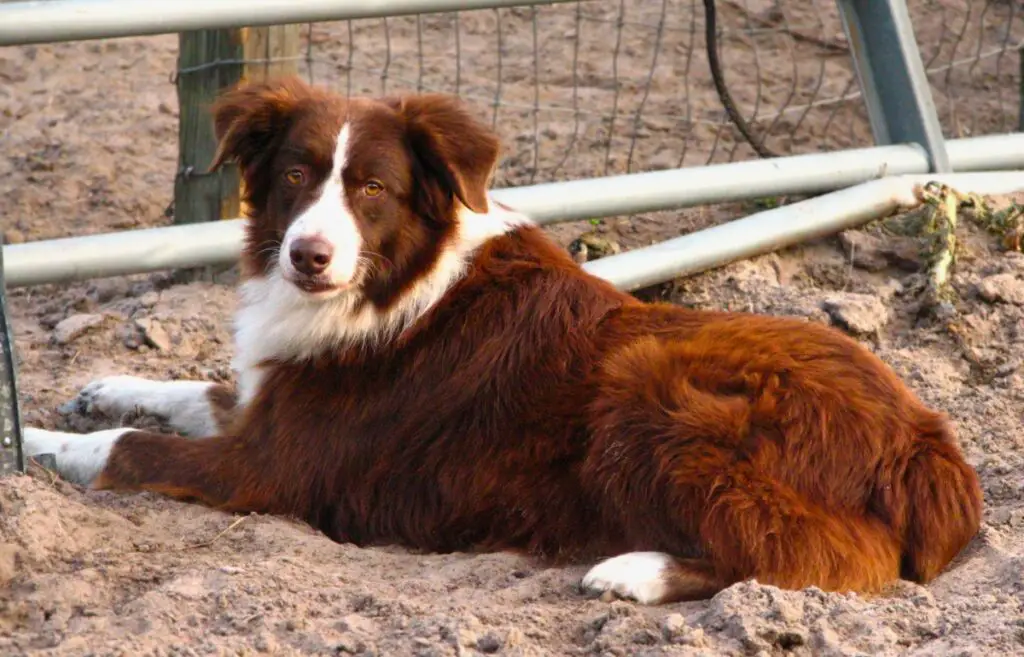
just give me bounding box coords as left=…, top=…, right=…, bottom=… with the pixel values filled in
left=24, top=427, right=262, bottom=512
left=66, top=375, right=239, bottom=438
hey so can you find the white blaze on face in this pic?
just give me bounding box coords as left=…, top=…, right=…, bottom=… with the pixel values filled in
left=278, top=122, right=363, bottom=290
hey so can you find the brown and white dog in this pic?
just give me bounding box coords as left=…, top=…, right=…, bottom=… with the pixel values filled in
left=24, top=77, right=982, bottom=604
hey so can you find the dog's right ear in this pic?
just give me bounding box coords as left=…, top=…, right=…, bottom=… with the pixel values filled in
left=209, top=76, right=310, bottom=174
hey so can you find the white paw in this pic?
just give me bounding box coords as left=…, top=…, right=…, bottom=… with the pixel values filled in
left=23, top=426, right=131, bottom=486
left=64, top=376, right=217, bottom=437
left=65, top=375, right=165, bottom=417
left=580, top=552, right=674, bottom=605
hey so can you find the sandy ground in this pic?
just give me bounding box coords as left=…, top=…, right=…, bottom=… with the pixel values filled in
left=2, top=0, right=1024, bottom=655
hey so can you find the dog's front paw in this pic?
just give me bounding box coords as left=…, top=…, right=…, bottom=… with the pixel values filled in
left=61, top=375, right=157, bottom=418
left=23, top=426, right=128, bottom=486
left=23, top=427, right=66, bottom=462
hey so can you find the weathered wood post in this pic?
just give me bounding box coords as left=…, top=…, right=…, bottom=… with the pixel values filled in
left=173, top=25, right=301, bottom=227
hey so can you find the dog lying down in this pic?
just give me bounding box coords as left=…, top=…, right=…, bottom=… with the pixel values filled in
left=24, top=77, right=982, bottom=605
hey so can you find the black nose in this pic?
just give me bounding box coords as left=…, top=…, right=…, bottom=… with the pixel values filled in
left=289, top=236, right=334, bottom=276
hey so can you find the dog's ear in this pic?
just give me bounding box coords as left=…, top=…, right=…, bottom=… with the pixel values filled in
left=209, top=76, right=311, bottom=174
left=395, top=95, right=501, bottom=214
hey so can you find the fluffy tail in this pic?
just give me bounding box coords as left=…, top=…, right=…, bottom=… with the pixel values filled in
left=897, top=416, right=983, bottom=583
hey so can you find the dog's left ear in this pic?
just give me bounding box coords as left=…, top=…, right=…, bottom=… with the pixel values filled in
left=209, top=76, right=311, bottom=175
left=397, top=95, right=501, bottom=214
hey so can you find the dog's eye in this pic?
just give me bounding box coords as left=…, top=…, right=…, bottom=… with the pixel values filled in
left=364, top=180, right=384, bottom=197
left=284, top=168, right=305, bottom=186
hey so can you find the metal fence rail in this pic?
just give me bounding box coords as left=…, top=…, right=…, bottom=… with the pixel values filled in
left=0, top=0, right=579, bottom=45
left=5, top=134, right=1023, bottom=288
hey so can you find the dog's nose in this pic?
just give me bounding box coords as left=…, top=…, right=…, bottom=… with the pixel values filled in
left=289, top=236, right=334, bottom=276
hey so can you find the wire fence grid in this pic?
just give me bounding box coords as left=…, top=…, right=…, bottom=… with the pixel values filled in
left=180, top=1, right=1024, bottom=188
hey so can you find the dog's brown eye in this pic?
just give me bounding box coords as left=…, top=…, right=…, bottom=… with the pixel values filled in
left=364, top=180, right=384, bottom=197
left=284, top=169, right=305, bottom=186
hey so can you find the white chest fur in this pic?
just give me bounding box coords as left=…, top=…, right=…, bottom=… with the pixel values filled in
left=230, top=198, right=532, bottom=406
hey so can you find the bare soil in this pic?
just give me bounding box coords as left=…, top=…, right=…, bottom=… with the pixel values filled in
left=2, top=1, right=1024, bottom=655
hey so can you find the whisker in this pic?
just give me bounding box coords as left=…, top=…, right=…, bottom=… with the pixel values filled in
left=360, top=250, right=397, bottom=271
left=356, top=256, right=382, bottom=277
left=262, top=248, right=282, bottom=275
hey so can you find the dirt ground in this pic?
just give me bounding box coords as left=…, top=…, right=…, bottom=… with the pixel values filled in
left=2, top=0, right=1024, bottom=655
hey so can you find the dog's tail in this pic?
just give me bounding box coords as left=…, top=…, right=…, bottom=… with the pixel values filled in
left=894, top=412, right=983, bottom=583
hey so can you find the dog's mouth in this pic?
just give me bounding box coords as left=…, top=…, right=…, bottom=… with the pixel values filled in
left=288, top=275, right=346, bottom=297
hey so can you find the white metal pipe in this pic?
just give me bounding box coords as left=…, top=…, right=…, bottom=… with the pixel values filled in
left=0, top=0, right=576, bottom=47
left=3, top=145, right=918, bottom=287
left=497, top=143, right=932, bottom=224
left=3, top=221, right=249, bottom=289
left=945, top=133, right=1024, bottom=173
left=3, top=135, right=1024, bottom=288
left=583, top=172, right=1024, bottom=292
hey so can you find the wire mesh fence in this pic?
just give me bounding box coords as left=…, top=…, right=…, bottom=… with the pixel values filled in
left=176, top=0, right=1024, bottom=187
left=915, top=0, right=1023, bottom=140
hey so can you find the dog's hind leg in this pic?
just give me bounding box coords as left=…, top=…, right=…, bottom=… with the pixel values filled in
left=580, top=473, right=902, bottom=604
left=581, top=337, right=903, bottom=603
left=581, top=552, right=723, bottom=603
left=65, top=375, right=239, bottom=438
left=695, top=470, right=902, bottom=594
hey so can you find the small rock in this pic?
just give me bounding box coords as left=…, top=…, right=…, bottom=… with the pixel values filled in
left=340, top=614, right=377, bottom=635
left=822, top=294, right=891, bottom=335
left=810, top=620, right=842, bottom=654
left=931, top=300, right=957, bottom=322
left=138, top=291, right=160, bottom=307
left=117, top=322, right=142, bottom=350
left=681, top=627, right=705, bottom=648
left=253, top=632, right=278, bottom=653
left=977, top=273, right=1024, bottom=305
left=135, top=317, right=172, bottom=351
left=477, top=634, right=502, bottom=653
left=335, top=637, right=365, bottom=654
left=775, top=629, right=807, bottom=649
left=90, top=279, right=126, bottom=304
left=588, top=612, right=610, bottom=632
left=39, top=312, right=64, bottom=330
left=53, top=313, right=105, bottom=345
left=772, top=598, right=803, bottom=624
left=662, top=613, right=687, bottom=641
left=632, top=629, right=659, bottom=645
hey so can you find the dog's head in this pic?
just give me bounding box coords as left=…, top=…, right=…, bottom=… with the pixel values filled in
left=210, top=77, right=505, bottom=311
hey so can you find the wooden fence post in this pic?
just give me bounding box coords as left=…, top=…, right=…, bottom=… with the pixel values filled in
left=173, top=25, right=301, bottom=227
left=1019, top=45, right=1023, bottom=132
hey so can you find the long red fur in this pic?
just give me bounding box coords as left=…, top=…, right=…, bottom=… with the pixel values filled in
left=92, top=78, right=982, bottom=602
